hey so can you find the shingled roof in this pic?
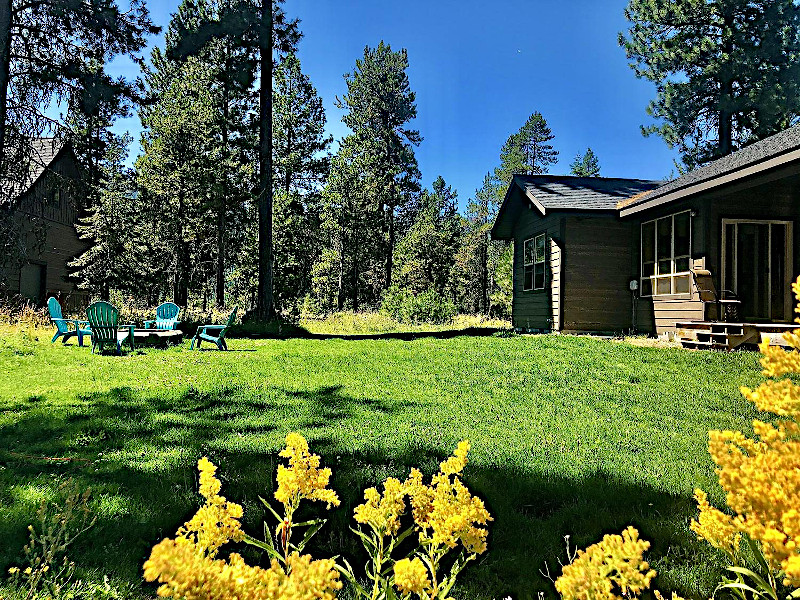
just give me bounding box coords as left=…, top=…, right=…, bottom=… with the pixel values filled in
left=491, top=174, right=661, bottom=239
left=0, top=138, right=66, bottom=205
left=620, top=123, right=800, bottom=214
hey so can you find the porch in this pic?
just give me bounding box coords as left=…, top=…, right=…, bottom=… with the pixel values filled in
left=675, top=320, right=797, bottom=350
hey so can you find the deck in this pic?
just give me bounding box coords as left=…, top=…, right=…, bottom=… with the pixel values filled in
left=675, top=321, right=797, bottom=350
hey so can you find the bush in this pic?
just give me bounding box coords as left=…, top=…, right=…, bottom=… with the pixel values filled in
left=381, top=287, right=456, bottom=325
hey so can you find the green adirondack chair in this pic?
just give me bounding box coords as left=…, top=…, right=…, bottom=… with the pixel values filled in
left=47, top=297, right=91, bottom=346
left=191, top=306, right=237, bottom=351
left=144, top=302, right=181, bottom=330
left=86, top=301, right=135, bottom=354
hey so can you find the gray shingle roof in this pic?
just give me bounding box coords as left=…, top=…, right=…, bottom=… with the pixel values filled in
left=0, top=138, right=65, bottom=205
left=623, top=123, right=800, bottom=209
left=514, top=174, right=662, bottom=211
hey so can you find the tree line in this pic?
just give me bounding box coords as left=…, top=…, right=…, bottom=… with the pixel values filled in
left=2, top=0, right=800, bottom=320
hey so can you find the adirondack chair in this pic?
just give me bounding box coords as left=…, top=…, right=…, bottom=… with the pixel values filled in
left=47, top=297, right=91, bottom=346
left=692, top=268, right=742, bottom=322
left=191, top=307, right=237, bottom=351
left=144, top=302, right=181, bottom=330
left=86, top=301, right=135, bottom=354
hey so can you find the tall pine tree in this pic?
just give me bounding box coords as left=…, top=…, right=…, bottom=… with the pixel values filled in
left=620, top=0, right=800, bottom=168
left=570, top=147, right=601, bottom=177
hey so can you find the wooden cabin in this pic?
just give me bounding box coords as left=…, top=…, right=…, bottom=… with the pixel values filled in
left=0, top=138, right=87, bottom=309
left=492, top=124, right=800, bottom=346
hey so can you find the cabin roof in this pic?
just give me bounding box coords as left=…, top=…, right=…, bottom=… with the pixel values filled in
left=491, top=174, right=661, bottom=239
left=620, top=123, right=800, bottom=215
left=0, top=138, right=68, bottom=205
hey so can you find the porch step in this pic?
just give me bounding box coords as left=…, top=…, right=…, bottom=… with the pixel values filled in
left=675, top=321, right=759, bottom=351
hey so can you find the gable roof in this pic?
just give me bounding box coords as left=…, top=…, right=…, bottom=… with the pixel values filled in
left=0, top=138, right=68, bottom=206
left=619, top=123, right=800, bottom=215
left=491, top=174, right=661, bottom=239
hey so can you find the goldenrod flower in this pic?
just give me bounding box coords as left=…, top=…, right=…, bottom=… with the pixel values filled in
left=393, top=557, right=431, bottom=595
left=696, top=275, right=800, bottom=587
left=354, top=477, right=406, bottom=535
left=406, top=441, right=492, bottom=555
left=144, top=538, right=341, bottom=600
left=555, top=527, right=656, bottom=600
left=690, top=489, right=740, bottom=554
left=275, top=433, right=340, bottom=510
left=178, top=457, right=244, bottom=556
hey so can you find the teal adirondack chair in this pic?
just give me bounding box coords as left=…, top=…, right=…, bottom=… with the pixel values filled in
left=191, top=307, right=237, bottom=351
left=86, top=301, right=135, bottom=354
left=144, top=302, right=181, bottom=330
left=47, top=297, right=91, bottom=346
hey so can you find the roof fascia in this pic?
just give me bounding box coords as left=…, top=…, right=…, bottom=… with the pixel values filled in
left=620, top=147, right=800, bottom=217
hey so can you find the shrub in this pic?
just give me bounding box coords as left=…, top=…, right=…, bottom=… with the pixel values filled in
left=381, top=287, right=456, bottom=325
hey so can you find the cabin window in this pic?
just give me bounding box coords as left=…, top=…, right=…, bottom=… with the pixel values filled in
left=523, top=233, right=546, bottom=291
left=640, top=211, right=692, bottom=296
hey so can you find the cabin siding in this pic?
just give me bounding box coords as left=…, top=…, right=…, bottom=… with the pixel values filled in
left=1, top=148, right=87, bottom=308
left=511, top=209, right=563, bottom=330
left=561, top=215, right=636, bottom=332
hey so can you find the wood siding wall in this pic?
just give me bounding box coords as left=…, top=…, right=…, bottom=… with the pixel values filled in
left=1, top=151, right=87, bottom=308
left=562, top=215, right=636, bottom=332
left=511, top=209, right=564, bottom=330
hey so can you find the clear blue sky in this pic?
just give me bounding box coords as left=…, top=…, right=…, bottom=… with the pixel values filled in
left=110, top=0, right=680, bottom=206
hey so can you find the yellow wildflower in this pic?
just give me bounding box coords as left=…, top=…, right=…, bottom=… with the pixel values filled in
left=275, top=433, right=340, bottom=510
left=354, top=477, right=406, bottom=535
left=144, top=538, right=341, bottom=600
left=393, top=557, right=431, bottom=596
left=555, top=527, right=656, bottom=600
left=690, top=489, right=740, bottom=554
left=408, top=442, right=492, bottom=555
left=696, top=274, right=800, bottom=587
left=179, top=457, right=244, bottom=556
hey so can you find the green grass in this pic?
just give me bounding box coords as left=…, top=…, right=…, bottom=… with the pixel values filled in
left=0, top=325, right=768, bottom=599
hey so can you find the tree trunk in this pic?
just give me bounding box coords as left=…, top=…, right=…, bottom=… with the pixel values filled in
left=337, top=239, right=344, bottom=311
left=256, top=0, right=275, bottom=319
left=385, top=204, right=394, bottom=289
left=718, top=77, right=733, bottom=157
left=351, top=256, right=358, bottom=311
left=480, top=233, right=488, bottom=314
left=0, top=0, right=12, bottom=175
left=175, top=188, right=189, bottom=307
left=215, top=59, right=230, bottom=309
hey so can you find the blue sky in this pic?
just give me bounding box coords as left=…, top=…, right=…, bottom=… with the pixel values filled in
left=110, top=0, right=680, bottom=206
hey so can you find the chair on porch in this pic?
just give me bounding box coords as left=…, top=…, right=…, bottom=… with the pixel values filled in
left=144, top=302, right=181, bottom=330
left=86, top=301, right=135, bottom=354
left=47, top=297, right=91, bottom=346
left=691, top=269, right=742, bottom=322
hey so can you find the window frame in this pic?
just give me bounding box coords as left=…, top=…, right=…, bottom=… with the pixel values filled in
left=640, top=210, right=692, bottom=297
left=523, top=233, right=546, bottom=292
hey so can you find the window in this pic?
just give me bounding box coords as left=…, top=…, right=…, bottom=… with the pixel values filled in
left=640, top=211, right=691, bottom=296
left=523, top=233, right=546, bottom=291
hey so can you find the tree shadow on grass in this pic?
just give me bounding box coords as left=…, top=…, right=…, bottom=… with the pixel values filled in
left=0, top=385, right=720, bottom=600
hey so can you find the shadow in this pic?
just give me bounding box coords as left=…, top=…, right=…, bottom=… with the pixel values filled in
left=233, top=325, right=504, bottom=341
left=0, top=382, right=723, bottom=600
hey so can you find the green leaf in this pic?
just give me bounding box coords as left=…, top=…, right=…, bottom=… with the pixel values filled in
left=242, top=533, right=282, bottom=563
left=293, top=518, right=326, bottom=554
left=258, top=495, right=284, bottom=523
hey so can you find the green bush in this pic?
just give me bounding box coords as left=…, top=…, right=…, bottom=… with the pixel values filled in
left=380, top=287, right=456, bottom=324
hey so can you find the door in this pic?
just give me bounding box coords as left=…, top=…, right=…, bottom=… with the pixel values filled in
left=722, top=220, right=793, bottom=321
left=19, top=263, right=46, bottom=305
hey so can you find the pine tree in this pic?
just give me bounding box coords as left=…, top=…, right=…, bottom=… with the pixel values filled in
left=272, top=53, right=331, bottom=310
left=570, top=147, right=601, bottom=177
left=70, top=135, right=136, bottom=299
left=393, top=176, right=462, bottom=297
left=335, top=41, right=421, bottom=293
left=620, top=0, right=800, bottom=168
left=0, top=0, right=158, bottom=195
left=495, top=112, right=558, bottom=185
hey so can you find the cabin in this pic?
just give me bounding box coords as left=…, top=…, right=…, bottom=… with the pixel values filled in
left=0, top=138, right=87, bottom=309
left=492, top=124, right=800, bottom=348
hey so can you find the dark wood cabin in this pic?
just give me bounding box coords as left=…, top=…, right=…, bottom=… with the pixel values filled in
left=0, top=139, right=87, bottom=309
left=491, top=175, right=661, bottom=332
left=493, top=124, right=800, bottom=342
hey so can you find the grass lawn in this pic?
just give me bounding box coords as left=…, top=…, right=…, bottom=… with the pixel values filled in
left=0, top=325, right=768, bottom=599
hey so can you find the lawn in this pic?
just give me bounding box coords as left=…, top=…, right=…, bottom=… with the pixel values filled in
left=0, top=325, right=767, bottom=599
